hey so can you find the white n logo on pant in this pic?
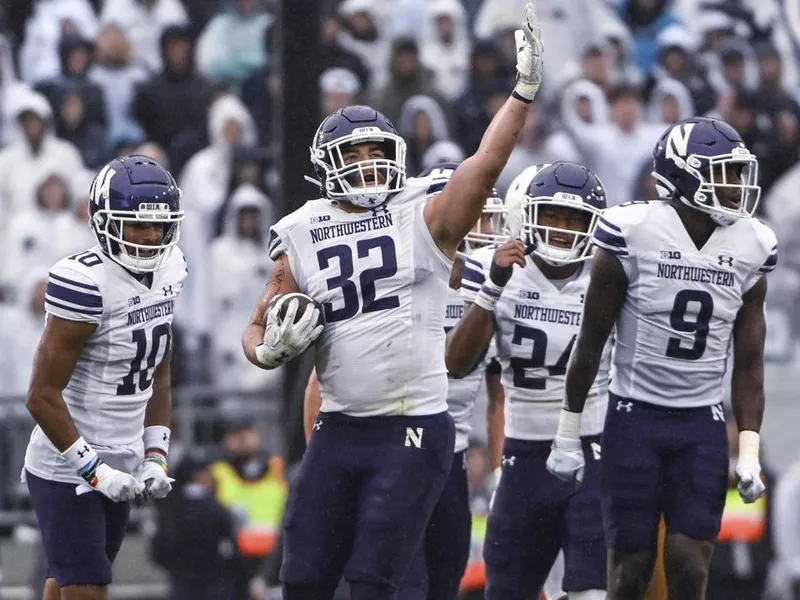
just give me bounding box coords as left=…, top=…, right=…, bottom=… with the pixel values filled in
left=404, top=427, right=424, bottom=448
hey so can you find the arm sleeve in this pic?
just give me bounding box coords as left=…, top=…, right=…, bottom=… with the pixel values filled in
left=744, top=223, right=778, bottom=292
left=45, top=265, right=103, bottom=324
left=592, top=207, right=634, bottom=279
left=460, top=255, right=487, bottom=303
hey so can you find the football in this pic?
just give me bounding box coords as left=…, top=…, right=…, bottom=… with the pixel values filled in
left=269, top=293, right=324, bottom=327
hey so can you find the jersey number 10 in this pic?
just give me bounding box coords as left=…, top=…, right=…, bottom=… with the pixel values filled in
left=316, top=235, right=400, bottom=323
left=116, top=324, right=171, bottom=395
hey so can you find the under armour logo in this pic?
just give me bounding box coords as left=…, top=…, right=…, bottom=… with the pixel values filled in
left=312, top=420, right=322, bottom=432
left=616, top=401, right=633, bottom=413
left=717, top=255, right=734, bottom=267
left=77, top=445, right=90, bottom=458
left=162, top=432, right=169, bottom=442
left=501, top=455, right=516, bottom=467
left=711, top=404, right=725, bottom=422
left=163, top=285, right=174, bottom=296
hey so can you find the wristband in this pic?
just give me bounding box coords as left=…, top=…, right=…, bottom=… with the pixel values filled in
left=512, top=89, right=534, bottom=104
left=62, top=436, right=102, bottom=486
left=555, top=409, right=582, bottom=440
left=474, top=280, right=505, bottom=312
left=143, top=425, right=171, bottom=455
left=144, top=450, right=169, bottom=474
left=493, top=467, right=502, bottom=486
left=738, top=430, right=760, bottom=462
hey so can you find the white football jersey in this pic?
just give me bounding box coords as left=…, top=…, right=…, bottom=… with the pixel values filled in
left=269, top=176, right=452, bottom=416
left=444, top=285, right=490, bottom=452
left=594, top=201, right=778, bottom=408
left=462, top=247, right=610, bottom=441
left=25, top=246, right=187, bottom=484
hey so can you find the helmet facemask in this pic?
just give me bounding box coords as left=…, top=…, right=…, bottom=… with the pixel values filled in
left=686, top=150, right=760, bottom=226
left=93, top=204, right=184, bottom=273
left=463, top=193, right=509, bottom=252
left=312, top=129, right=407, bottom=208
left=521, top=194, right=603, bottom=266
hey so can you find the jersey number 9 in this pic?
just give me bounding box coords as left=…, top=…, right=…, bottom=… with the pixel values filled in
left=665, top=289, right=713, bottom=361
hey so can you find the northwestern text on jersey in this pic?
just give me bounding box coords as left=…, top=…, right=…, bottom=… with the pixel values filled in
left=126, top=299, right=175, bottom=326
left=656, top=263, right=735, bottom=287
left=309, top=213, right=394, bottom=244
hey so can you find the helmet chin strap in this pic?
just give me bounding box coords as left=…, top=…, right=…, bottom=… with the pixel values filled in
left=678, top=192, right=739, bottom=227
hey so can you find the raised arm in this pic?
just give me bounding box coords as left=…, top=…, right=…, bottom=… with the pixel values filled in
left=423, top=3, right=544, bottom=258
left=731, top=275, right=768, bottom=503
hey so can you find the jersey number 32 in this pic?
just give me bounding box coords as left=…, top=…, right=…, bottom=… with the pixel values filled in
left=316, top=236, right=400, bottom=323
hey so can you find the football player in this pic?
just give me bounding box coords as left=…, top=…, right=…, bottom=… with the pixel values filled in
left=446, top=162, right=609, bottom=600
left=241, top=5, right=544, bottom=598
left=23, top=156, right=186, bottom=600
left=301, top=168, right=507, bottom=600
left=547, top=117, right=777, bottom=600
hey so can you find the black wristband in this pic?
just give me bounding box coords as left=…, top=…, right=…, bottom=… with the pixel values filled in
left=512, top=89, right=533, bottom=104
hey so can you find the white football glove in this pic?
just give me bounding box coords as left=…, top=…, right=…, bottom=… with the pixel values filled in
left=255, top=294, right=324, bottom=369
left=92, top=463, right=145, bottom=502
left=736, top=457, right=766, bottom=503
left=513, top=2, right=544, bottom=102
left=135, top=459, right=172, bottom=500
left=546, top=437, right=584, bottom=487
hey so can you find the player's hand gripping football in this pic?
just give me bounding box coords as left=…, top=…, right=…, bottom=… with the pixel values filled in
left=256, top=293, right=324, bottom=369
left=513, top=2, right=544, bottom=102
left=546, top=437, right=585, bottom=488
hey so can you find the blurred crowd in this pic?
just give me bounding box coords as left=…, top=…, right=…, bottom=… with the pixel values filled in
left=2, top=0, right=800, bottom=393
left=2, top=0, right=800, bottom=597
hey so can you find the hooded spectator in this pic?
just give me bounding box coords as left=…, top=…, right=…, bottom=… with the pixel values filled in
left=398, top=95, right=451, bottom=176
left=99, top=0, right=189, bottom=73
left=419, top=0, right=471, bottom=102
left=646, top=77, right=695, bottom=124
left=0, top=90, right=84, bottom=221
left=319, top=67, right=361, bottom=120
left=651, top=25, right=716, bottom=115
left=134, top=25, right=215, bottom=173
left=88, top=23, right=149, bottom=141
left=176, top=94, right=258, bottom=358
left=18, top=0, right=99, bottom=84
left=375, top=37, right=443, bottom=124
left=210, top=183, right=280, bottom=394
left=335, top=0, right=391, bottom=94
